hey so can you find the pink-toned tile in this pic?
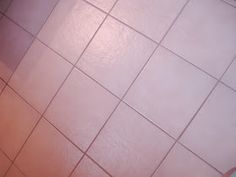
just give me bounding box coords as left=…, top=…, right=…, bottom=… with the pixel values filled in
left=0, top=0, right=11, bottom=13
left=15, top=119, right=82, bottom=177
left=163, top=0, right=236, bottom=78
left=5, top=165, right=25, bottom=177
left=88, top=103, right=174, bottom=177
left=38, top=0, right=105, bottom=64
left=125, top=47, right=215, bottom=138
left=0, top=87, right=40, bottom=160
left=71, top=156, right=109, bottom=177
left=0, top=79, right=5, bottom=92
left=223, top=0, right=236, bottom=7
left=87, top=0, right=116, bottom=12
left=9, top=40, right=72, bottom=113
left=6, top=0, right=58, bottom=35
left=77, top=17, right=156, bottom=97
left=222, top=59, right=236, bottom=90
left=45, top=68, right=118, bottom=151
left=111, top=0, right=187, bottom=42
left=153, top=143, right=221, bottom=177
left=0, top=151, right=11, bottom=177
left=0, top=17, right=33, bottom=82
left=180, top=84, right=236, bottom=173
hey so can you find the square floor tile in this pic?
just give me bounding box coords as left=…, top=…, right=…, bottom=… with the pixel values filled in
left=0, top=79, right=5, bottom=92
left=77, top=17, right=156, bottom=98
left=180, top=84, right=236, bottom=173
left=0, top=151, right=11, bottom=177
left=163, top=0, right=236, bottom=78
left=6, top=0, right=58, bottom=35
left=88, top=103, right=174, bottom=177
left=0, top=17, right=33, bottom=82
left=5, top=165, right=25, bottom=177
left=15, top=119, right=83, bottom=177
left=125, top=47, right=216, bottom=138
left=0, top=0, right=11, bottom=13
left=111, top=0, right=187, bottom=42
left=38, top=0, right=105, bottom=64
left=86, top=0, right=116, bottom=12
left=71, top=156, right=109, bottom=177
left=153, top=143, right=221, bottom=177
left=0, top=87, right=40, bottom=160
left=45, top=68, right=118, bottom=151
left=222, top=59, right=236, bottom=90
left=9, top=40, right=72, bottom=113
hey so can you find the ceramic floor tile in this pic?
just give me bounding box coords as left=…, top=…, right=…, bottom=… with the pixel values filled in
left=153, top=143, right=221, bottom=177
left=88, top=103, right=174, bottom=177
left=125, top=47, right=216, bottom=138
left=222, top=59, right=236, bottom=90
left=77, top=17, right=156, bottom=98
left=163, top=0, right=236, bottom=78
left=5, top=165, right=25, bottom=177
left=180, top=83, right=236, bottom=173
left=223, top=0, right=236, bottom=7
left=111, top=0, right=187, bottom=42
left=6, top=0, right=58, bottom=35
left=15, top=119, right=83, bottom=177
left=9, top=39, right=72, bottom=113
left=0, top=79, right=5, bottom=92
left=86, top=0, right=116, bottom=12
left=0, top=17, right=33, bottom=82
left=0, top=0, right=11, bottom=13
left=0, top=87, right=40, bottom=160
left=0, top=151, right=11, bottom=177
left=45, top=68, right=118, bottom=151
left=38, top=0, right=106, bottom=64
left=71, top=156, right=109, bottom=177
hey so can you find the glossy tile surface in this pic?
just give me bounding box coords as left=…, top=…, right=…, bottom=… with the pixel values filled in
left=163, top=0, right=236, bottom=78
left=0, top=17, right=33, bottom=82
left=9, top=40, right=72, bottom=113
left=77, top=17, right=156, bottom=97
left=111, top=0, right=187, bottom=42
left=88, top=103, right=174, bottom=177
left=0, top=87, right=40, bottom=160
left=38, top=0, right=105, bottom=64
left=0, top=0, right=11, bottom=13
left=5, top=165, right=25, bottom=177
left=222, top=59, right=236, bottom=90
left=0, top=151, right=11, bottom=177
left=15, top=119, right=82, bottom=177
left=87, top=0, right=116, bottom=12
left=181, top=84, right=236, bottom=173
left=6, top=0, right=58, bottom=35
left=45, top=69, right=118, bottom=151
left=71, top=156, right=109, bottom=177
left=153, top=144, right=221, bottom=177
left=125, top=47, right=216, bottom=138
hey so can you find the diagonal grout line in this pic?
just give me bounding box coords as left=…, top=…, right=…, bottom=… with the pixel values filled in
left=221, top=0, right=236, bottom=8
left=13, top=164, right=27, bottom=177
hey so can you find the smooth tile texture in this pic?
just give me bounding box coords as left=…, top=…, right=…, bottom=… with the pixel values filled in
left=154, top=144, right=221, bottom=177
left=0, top=0, right=11, bottom=13
left=78, top=17, right=156, bottom=97
left=125, top=47, right=215, bottom=137
left=88, top=103, right=174, bottom=177
left=223, top=0, right=236, bottom=7
left=0, top=17, right=33, bottom=82
left=0, top=87, right=40, bottom=160
left=45, top=69, right=118, bottom=151
left=5, top=165, right=25, bottom=177
left=9, top=40, right=72, bottom=113
left=181, top=84, right=236, bottom=173
left=15, top=119, right=82, bottom=177
left=222, top=59, right=236, bottom=90
left=111, top=0, right=187, bottom=42
left=71, top=156, right=109, bottom=177
left=0, top=151, right=11, bottom=177
left=38, top=0, right=105, bottom=64
left=163, top=0, right=236, bottom=78
left=87, top=0, right=116, bottom=12
left=6, top=0, right=58, bottom=35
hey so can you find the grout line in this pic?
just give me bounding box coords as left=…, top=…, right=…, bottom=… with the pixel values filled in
left=221, top=0, right=236, bottom=8
left=82, top=0, right=108, bottom=14
left=1, top=0, right=13, bottom=14
left=220, top=80, right=236, bottom=93
left=13, top=164, right=28, bottom=177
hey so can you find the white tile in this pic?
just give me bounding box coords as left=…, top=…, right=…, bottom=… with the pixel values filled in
left=222, top=59, right=236, bottom=90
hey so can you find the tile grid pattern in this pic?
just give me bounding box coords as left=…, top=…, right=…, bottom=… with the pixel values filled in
left=0, top=0, right=235, bottom=176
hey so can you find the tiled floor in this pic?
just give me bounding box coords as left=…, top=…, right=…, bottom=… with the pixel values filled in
left=0, top=0, right=235, bottom=177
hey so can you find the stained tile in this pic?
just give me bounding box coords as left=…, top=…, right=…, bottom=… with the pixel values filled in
left=15, top=119, right=82, bottom=177
left=0, top=150, right=11, bottom=177
left=45, top=68, right=118, bottom=151
left=0, top=87, right=40, bottom=160
left=9, top=40, right=72, bottom=113
left=180, top=84, right=236, bottom=173
left=71, top=156, right=109, bottom=177
left=163, top=0, right=236, bottom=78
left=38, top=0, right=105, bottom=64
left=0, top=0, right=11, bottom=13
left=5, top=165, right=25, bottom=177
left=6, top=0, right=58, bottom=35
left=77, top=17, right=156, bottom=97
left=0, top=79, right=5, bottom=92
left=153, top=143, right=221, bottom=177
left=125, top=47, right=215, bottom=138
left=111, top=0, right=187, bottom=42
left=222, top=59, right=236, bottom=90
left=86, top=0, right=116, bottom=12
left=0, top=17, right=33, bottom=82
left=88, top=103, right=174, bottom=177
